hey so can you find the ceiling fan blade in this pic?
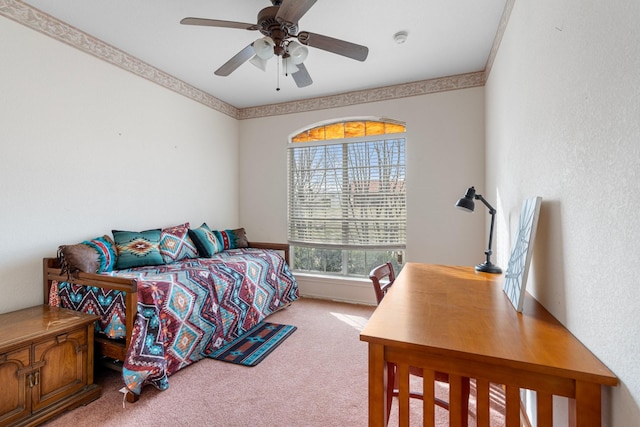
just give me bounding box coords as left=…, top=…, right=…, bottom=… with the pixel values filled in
left=180, top=17, right=258, bottom=31
left=291, top=63, right=313, bottom=88
left=276, top=0, right=317, bottom=25
left=214, top=44, right=255, bottom=76
left=297, top=31, right=368, bottom=62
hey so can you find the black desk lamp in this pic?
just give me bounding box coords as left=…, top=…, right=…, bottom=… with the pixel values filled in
left=455, top=186, right=502, bottom=274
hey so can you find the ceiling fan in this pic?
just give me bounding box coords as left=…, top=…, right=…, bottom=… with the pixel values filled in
left=180, top=0, right=369, bottom=88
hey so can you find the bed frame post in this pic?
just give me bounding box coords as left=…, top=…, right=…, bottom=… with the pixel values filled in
left=43, top=258, right=52, bottom=304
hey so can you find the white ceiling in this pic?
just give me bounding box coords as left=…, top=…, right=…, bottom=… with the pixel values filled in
left=21, top=0, right=507, bottom=109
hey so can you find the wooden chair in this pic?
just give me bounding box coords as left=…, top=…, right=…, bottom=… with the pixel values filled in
left=368, top=263, right=470, bottom=426
left=369, top=262, right=396, bottom=304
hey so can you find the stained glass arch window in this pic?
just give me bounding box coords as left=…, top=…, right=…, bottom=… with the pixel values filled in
left=290, top=119, right=406, bottom=143
left=287, top=118, right=406, bottom=277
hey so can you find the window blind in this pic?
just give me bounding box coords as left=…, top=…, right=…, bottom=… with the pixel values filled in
left=287, top=136, right=406, bottom=250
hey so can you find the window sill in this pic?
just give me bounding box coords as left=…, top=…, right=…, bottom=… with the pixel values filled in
left=293, top=271, right=369, bottom=282
left=292, top=272, right=377, bottom=306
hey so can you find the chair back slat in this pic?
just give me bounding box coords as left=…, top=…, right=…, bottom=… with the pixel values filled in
left=369, top=262, right=395, bottom=305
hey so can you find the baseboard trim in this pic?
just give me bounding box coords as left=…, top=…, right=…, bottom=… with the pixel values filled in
left=294, top=273, right=377, bottom=306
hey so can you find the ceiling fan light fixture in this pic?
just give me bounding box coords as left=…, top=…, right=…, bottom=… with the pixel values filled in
left=253, top=36, right=275, bottom=60
left=282, top=57, right=299, bottom=75
left=181, top=0, right=370, bottom=87
left=287, top=41, right=309, bottom=65
left=249, top=55, right=268, bottom=71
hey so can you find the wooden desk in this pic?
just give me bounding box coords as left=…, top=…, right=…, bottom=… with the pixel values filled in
left=360, top=263, right=617, bottom=427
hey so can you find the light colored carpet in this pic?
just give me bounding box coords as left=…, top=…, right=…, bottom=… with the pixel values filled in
left=43, top=297, right=505, bottom=426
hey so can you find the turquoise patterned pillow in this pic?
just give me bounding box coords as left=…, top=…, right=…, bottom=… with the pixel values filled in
left=188, top=223, right=222, bottom=257
left=213, top=228, right=249, bottom=251
left=159, top=222, right=198, bottom=264
left=112, top=229, right=164, bottom=269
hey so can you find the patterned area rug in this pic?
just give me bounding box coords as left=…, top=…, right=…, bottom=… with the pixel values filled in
left=209, top=322, right=297, bottom=366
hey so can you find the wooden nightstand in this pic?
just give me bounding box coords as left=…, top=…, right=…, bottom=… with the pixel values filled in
left=0, top=305, right=101, bottom=427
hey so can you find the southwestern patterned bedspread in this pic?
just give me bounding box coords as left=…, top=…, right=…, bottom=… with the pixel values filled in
left=54, top=248, right=298, bottom=395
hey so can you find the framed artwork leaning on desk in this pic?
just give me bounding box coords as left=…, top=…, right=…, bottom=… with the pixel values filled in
left=503, top=196, right=542, bottom=312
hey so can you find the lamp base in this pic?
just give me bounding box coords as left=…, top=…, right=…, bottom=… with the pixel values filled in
left=475, top=262, right=502, bottom=274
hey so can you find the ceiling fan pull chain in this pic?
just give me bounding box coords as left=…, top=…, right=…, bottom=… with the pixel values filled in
left=276, top=58, right=281, bottom=91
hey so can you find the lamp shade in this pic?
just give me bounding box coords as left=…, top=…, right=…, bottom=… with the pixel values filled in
left=287, top=41, right=309, bottom=65
left=282, top=57, right=299, bottom=75
left=249, top=55, right=268, bottom=71
left=253, top=37, right=275, bottom=60
left=455, top=187, right=476, bottom=212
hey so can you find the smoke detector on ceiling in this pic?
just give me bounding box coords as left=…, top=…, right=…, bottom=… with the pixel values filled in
left=393, top=31, right=408, bottom=44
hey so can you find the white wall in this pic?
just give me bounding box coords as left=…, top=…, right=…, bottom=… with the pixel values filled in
left=0, top=17, right=240, bottom=313
left=239, top=88, right=487, bottom=303
left=485, top=0, right=640, bottom=424
left=9, top=1, right=634, bottom=422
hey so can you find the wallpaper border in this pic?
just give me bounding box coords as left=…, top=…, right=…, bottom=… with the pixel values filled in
left=0, top=0, right=238, bottom=118
left=2, top=0, right=511, bottom=120
left=239, top=72, right=485, bottom=119
left=484, top=0, right=516, bottom=80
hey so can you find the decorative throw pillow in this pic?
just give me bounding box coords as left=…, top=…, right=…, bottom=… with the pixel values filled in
left=58, top=235, right=117, bottom=274
left=112, top=229, right=164, bottom=269
left=159, top=222, right=199, bottom=264
left=188, top=223, right=222, bottom=257
left=213, top=228, right=249, bottom=251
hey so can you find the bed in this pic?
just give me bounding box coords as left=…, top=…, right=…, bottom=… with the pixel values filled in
left=43, top=239, right=298, bottom=401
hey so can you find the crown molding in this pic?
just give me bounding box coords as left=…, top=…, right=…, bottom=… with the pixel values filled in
left=0, top=0, right=238, bottom=118
left=238, top=72, right=485, bottom=120
left=2, top=0, right=508, bottom=121
left=484, top=0, right=516, bottom=80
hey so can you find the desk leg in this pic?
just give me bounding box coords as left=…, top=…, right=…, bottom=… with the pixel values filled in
left=369, top=343, right=388, bottom=427
left=569, top=381, right=601, bottom=427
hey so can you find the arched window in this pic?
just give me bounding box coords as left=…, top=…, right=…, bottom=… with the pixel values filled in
left=287, top=118, right=406, bottom=277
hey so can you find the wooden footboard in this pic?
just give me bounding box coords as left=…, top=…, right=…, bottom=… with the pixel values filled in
left=42, top=257, right=137, bottom=363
